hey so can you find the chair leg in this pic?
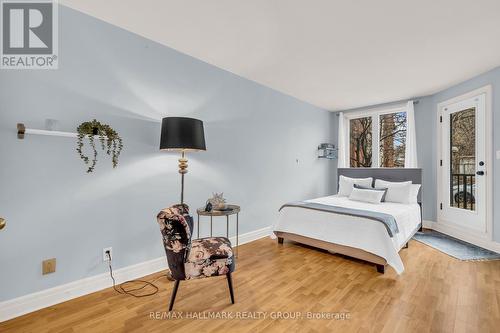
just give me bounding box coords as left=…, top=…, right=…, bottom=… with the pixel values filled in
left=226, top=273, right=235, bottom=304
left=169, top=280, right=180, bottom=311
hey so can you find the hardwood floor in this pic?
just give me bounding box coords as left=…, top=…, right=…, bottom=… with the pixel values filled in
left=2, top=237, right=500, bottom=333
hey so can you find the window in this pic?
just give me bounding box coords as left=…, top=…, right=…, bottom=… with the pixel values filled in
left=450, top=108, right=476, bottom=210
left=347, top=108, right=407, bottom=168
left=379, top=112, right=407, bottom=167
left=349, top=117, right=372, bottom=167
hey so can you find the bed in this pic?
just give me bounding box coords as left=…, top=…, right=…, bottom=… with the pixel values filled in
left=273, top=168, right=422, bottom=274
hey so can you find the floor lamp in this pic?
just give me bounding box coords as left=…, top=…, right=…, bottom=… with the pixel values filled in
left=160, top=117, right=206, bottom=205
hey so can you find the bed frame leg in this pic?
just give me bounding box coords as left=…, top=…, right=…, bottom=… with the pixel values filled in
left=404, top=242, right=409, bottom=249
left=376, top=264, right=385, bottom=274
left=277, top=237, right=284, bottom=244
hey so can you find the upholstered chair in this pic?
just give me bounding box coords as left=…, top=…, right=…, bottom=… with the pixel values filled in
left=157, top=204, right=235, bottom=311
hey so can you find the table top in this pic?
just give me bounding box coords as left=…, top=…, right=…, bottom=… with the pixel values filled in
left=197, top=204, right=240, bottom=216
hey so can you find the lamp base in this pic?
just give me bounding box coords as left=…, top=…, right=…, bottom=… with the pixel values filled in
left=178, top=151, right=188, bottom=204
left=165, top=151, right=189, bottom=281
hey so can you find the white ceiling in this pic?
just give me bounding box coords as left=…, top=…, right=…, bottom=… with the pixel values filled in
left=61, top=0, right=500, bottom=111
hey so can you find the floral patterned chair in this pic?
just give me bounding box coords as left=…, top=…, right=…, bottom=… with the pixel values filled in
left=157, top=204, right=235, bottom=311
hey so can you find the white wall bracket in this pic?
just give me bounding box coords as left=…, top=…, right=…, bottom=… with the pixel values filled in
left=17, top=123, right=79, bottom=140
left=16, top=123, right=107, bottom=140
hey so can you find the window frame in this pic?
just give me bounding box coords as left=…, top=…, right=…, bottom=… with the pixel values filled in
left=344, top=105, right=407, bottom=168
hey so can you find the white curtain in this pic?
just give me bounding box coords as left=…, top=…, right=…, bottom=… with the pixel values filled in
left=404, top=101, right=418, bottom=168
left=337, top=112, right=348, bottom=168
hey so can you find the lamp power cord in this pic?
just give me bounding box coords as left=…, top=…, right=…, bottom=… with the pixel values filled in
left=106, top=250, right=167, bottom=298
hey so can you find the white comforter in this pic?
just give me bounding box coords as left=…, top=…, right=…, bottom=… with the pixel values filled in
left=273, top=195, right=421, bottom=274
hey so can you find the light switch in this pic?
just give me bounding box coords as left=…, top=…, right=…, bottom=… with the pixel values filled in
left=497, top=150, right=500, bottom=160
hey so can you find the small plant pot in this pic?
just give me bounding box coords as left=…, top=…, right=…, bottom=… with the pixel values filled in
left=76, top=119, right=123, bottom=173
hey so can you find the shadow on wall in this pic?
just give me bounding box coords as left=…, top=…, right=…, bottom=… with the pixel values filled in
left=74, top=154, right=227, bottom=201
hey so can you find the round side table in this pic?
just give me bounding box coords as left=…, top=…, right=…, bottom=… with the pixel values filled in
left=196, top=205, right=240, bottom=255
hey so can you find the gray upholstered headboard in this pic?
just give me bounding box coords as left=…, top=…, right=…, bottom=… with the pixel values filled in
left=338, top=168, right=423, bottom=203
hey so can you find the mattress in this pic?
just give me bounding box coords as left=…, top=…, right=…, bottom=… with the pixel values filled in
left=273, top=195, right=421, bottom=274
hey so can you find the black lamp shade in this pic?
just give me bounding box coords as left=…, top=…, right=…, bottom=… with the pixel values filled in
left=160, top=117, right=206, bottom=151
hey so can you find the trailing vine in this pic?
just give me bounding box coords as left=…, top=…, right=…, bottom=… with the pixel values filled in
left=76, top=119, right=123, bottom=173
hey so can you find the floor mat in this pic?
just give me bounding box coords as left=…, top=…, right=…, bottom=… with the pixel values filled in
left=413, top=230, right=500, bottom=261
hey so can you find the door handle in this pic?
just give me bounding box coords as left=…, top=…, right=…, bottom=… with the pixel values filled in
left=476, top=171, right=485, bottom=176
left=0, top=217, right=5, bottom=230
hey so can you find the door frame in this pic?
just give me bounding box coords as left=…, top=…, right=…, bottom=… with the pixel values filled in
left=436, top=85, right=493, bottom=240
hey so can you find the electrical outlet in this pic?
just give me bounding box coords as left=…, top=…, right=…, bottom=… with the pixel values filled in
left=103, top=247, right=112, bottom=262
left=42, top=258, right=56, bottom=275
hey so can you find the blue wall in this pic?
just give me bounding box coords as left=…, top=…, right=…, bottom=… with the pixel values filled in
left=0, top=7, right=332, bottom=301
left=334, top=67, right=500, bottom=241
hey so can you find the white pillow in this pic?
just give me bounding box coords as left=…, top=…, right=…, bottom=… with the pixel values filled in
left=338, top=176, right=373, bottom=197
left=374, top=179, right=412, bottom=204
left=409, top=184, right=421, bottom=203
left=349, top=187, right=384, bottom=204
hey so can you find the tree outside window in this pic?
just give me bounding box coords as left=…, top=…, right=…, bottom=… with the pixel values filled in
left=349, top=117, right=372, bottom=167
left=348, top=110, right=407, bottom=168
left=379, top=112, right=407, bottom=167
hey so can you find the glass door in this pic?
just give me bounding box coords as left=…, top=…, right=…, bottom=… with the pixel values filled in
left=439, top=94, right=486, bottom=232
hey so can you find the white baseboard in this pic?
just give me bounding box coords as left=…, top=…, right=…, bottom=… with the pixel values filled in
left=0, top=257, right=168, bottom=323
left=229, top=226, right=271, bottom=246
left=0, top=226, right=271, bottom=322
left=422, top=220, right=500, bottom=253
left=422, top=220, right=436, bottom=229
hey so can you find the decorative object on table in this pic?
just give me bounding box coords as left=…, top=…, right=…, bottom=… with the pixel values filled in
left=76, top=119, right=123, bottom=173
left=160, top=117, right=206, bottom=204
left=318, top=143, right=337, bottom=159
left=197, top=205, right=240, bottom=257
left=207, top=192, right=227, bottom=210
left=204, top=202, right=213, bottom=212
left=157, top=204, right=235, bottom=311
left=413, top=230, right=500, bottom=261
left=0, top=217, right=6, bottom=230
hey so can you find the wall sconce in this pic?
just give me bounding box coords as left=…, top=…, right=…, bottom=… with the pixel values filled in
left=318, top=143, right=337, bottom=159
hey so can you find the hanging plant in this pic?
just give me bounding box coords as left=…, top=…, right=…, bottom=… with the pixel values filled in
left=76, top=119, right=123, bottom=173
